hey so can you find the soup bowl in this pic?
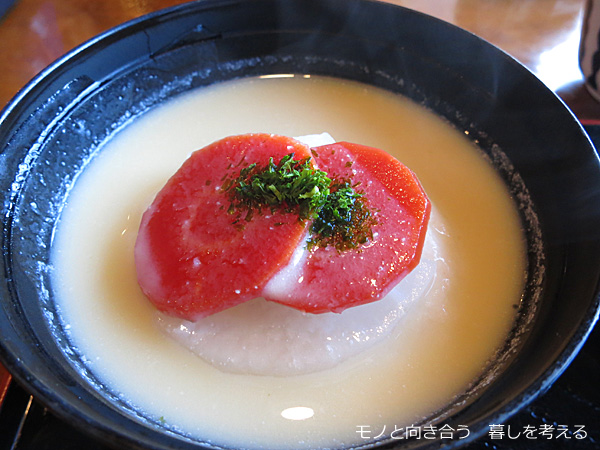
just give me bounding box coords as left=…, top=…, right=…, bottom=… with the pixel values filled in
left=1, top=0, right=599, bottom=448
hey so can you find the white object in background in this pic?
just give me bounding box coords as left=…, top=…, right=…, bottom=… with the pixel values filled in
left=580, top=0, right=600, bottom=101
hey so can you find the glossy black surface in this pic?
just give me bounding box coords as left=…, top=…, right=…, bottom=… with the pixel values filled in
left=1, top=0, right=599, bottom=449
left=0, top=0, right=15, bottom=20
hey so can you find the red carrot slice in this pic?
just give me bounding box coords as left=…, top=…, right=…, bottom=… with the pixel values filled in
left=263, top=141, right=431, bottom=313
left=134, top=134, right=311, bottom=320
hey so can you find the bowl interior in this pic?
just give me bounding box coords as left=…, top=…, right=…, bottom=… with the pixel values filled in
left=1, top=0, right=600, bottom=448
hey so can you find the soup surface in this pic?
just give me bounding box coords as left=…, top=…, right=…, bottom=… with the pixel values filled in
left=51, top=75, right=525, bottom=449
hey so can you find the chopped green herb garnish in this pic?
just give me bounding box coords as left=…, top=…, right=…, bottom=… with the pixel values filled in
left=308, top=179, right=376, bottom=252
left=223, top=154, right=376, bottom=251
left=223, top=153, right=331, bottom=221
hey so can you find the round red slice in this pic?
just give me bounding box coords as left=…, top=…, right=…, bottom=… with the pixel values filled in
left=263, top=141, right=431, bottom=313
left=135, top=134, right=311, bottom=321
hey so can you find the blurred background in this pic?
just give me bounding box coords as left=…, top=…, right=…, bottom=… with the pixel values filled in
left=0, top=0, right=597, bottom=120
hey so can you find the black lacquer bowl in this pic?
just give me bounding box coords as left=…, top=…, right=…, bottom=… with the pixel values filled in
left=1, top=0, right=599, bottom=449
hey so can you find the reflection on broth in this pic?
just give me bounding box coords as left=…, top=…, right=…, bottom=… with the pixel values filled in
left=52, top=75, right=525, bottom=449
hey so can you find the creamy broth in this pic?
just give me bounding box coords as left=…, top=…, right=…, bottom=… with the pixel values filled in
left=51, top=75, right=525, bottom=449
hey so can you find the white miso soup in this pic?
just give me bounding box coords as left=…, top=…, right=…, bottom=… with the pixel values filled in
left=51, top=75, right=526, bottom=449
